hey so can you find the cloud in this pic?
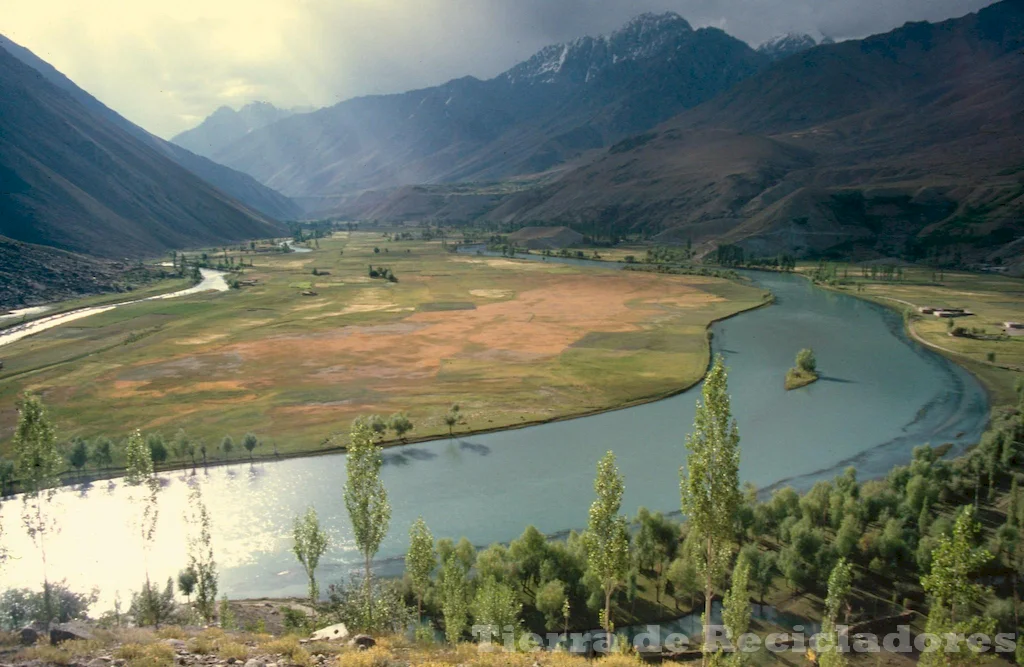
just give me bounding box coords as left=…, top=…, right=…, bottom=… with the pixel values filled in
left=1, top=0, right=995, bottom=138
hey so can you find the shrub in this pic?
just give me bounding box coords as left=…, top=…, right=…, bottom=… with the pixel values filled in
left=115, top=642, right=175, bottom=667
left=217, top=641, right=250, bottom=662
left=130, top=578, right=176, bottom=627
left=796, top=348, right=817, bottom=373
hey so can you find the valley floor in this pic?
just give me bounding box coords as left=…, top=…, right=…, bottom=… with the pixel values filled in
left=0, top=233, right=766, bottom=468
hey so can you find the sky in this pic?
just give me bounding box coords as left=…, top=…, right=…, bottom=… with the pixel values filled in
left=2, top=0, right=995, bottom=139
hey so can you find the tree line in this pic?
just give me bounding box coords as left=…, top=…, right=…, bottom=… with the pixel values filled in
left=2, top=368, right=1022, bottom=664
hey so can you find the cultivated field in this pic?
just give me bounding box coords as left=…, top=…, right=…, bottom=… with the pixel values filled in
left=0, top=233, right=765, bottom=462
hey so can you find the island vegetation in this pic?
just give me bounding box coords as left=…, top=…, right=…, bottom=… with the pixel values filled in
left=785, top=348, right=819, bottom=390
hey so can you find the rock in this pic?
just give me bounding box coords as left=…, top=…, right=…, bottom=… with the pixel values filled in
left=50, top=621, right=95, bottom=645
left=19, top=626, right=40, bottom=646
left=309, top=622, right=349, bottom=642
left=348, top=635, right=375, bottom=650
left=87, top=659, right=112, bottom=667
left=243, top=660, right=266, bottom=667
left=163, top=639, right=188, bottom=652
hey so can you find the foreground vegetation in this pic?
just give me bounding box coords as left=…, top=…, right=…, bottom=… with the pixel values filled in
left=0, top=232, right=766, bottom=473
left=2, top=354, right=1023, bottom=665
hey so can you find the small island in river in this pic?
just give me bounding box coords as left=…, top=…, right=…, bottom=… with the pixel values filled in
left=785, top=347, right=819, bottom=390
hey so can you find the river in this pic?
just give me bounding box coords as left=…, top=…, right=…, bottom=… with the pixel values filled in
left=0, top=270, right=229, bottom=349
left=0, top=266, right=987, bottom=609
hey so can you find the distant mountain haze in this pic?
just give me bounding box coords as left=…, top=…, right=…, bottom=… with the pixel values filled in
left=171, top=102, right=308, bottom=161
left=201, top=13, right=769, bottom=200
left=0, top=35, right=301, bottom=222
left=0, top=44, right=286, bottom=259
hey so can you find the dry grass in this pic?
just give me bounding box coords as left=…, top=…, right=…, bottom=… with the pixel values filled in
left=18, top=640, right=108, bottom=666
left=114, top=641, right=176, bottom=667
left=216, top=640, right=251, bottom=662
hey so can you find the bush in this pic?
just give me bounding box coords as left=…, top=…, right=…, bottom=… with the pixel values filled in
left=796, top=348, right=817, bottom=373
left=325, top=574, right=413, bottom=635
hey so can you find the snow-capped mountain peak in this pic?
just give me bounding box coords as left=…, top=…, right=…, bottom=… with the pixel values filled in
left=503, top=11, right=695, bottom=85
left=756, top=33, right=826, bottom=61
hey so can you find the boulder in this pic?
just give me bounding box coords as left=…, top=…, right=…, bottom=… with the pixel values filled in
left=348, top=635, right=376, bottom=650
left=243, top=660, right=266, bottom=667
left=49, top=621, right=94, bottom=645
left=18, top=626, right=40, bottom=646
left=310, top=623, right=349, bottom=642
left=87, top=659, right=112, bottom=667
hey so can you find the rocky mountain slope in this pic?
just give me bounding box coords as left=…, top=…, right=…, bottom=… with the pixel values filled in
left=206, top=13, right=768, bottom=201
left=485, top=0, right=1024, bottom=262
left=172, top=101, right=305, bottom=160
left=0, top=45, right=286, bottom=259
left=0, top=36, right=301, bottom=222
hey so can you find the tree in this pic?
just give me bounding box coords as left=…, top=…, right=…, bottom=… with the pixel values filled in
left=131, top=577, right=175, bottom=627
left=186, top=483, right=218, bottom=623
left=472, top=577, right=522, bottom=640
left=345, top=418, right=391, bottom=585
left=738, top=545, right=776, bottom=605
left=13, top=394, right=63, bottom=624
left=367, top=415, right=388, bottom=441
left=178, top=567, right=197, bottom=610
left=124, top=430, right=161, bottom=587
left=796, top=348, right=817, bottom=373
left=293, top=507, right=330, bottom=605
left=405, top=517, right=436, bottom=622
left=634, top=507, right=677, bottom=605
left=817, top=559, right=852, bottom=667
left=441, top=555, right=469, bottom=644
left=720, top=560, right=751, bottom=666
left=536, top=579, right=567, bottom=632
left=667, top=557, right=700, bottom=610
left=388, top=413, right=414, bottom=441
left=67, top=438, right=89, bottom=478
left=680, top=356, right=742, bottom=663
left=443, top=405, right=461, bottom=438
left=242, top=433, right=259, bottom=465
left=146, top=433, right=168, bottom=467
left=584, top=451, right=630, bottom=636
left=220, top=436, right=234, bottom=460
left=91, top=438, right=113, bottom=470
left=921, top=506, right=991, bottom=620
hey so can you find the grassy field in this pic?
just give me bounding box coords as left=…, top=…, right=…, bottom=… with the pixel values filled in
left=0, top=233, right=765, bottom=465
left=798, top=265, right=1024, bottom=407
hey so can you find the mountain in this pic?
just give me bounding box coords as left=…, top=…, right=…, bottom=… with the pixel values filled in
left=0, top=35, right=302, bottom=221
left=484, top=0, right=1024, bottom=263
left=172, top=102, right=304, bottom=160
left=0, top=45, right=286, bottom=259
left=756, top=33, right=832, bottom=61
left=209, top=13, right=768, bottom=201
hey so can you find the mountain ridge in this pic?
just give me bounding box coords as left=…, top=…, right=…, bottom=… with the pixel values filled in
left=205, top=14, right=769, bottom=199
left=0, top=45, right=287, bottom=260
left=0, top=35, right=302, bottom=222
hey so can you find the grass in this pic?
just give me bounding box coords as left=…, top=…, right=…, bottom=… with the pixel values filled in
left=0, top=232, right=766, bottom=469
left=784, top=367, right=819, bottom=390
left=797, top=264, right=1024, bottom=407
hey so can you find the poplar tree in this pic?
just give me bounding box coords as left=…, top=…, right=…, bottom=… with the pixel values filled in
left=441, top=554, right=469, bottom=644
left=720, top=560, right=751, bottom=666
left=681, top=356, right=742, bottom=664
left=293, top=506, right=330, bottom=604
left=584, top=450, right=630, bottom=636
left=13, top=394, right=63, bottom=623
left=817, top=558, right=852, bottom=667
left=187, top=483, right=218, bottom=623
left=406, top=517, right=436, bottom=622
left=345, top=418, right=391, bottom=583
left=124, top=429, right=161, bottom=606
